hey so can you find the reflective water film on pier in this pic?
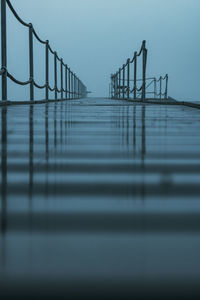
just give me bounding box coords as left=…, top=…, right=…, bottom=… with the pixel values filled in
left=1, top=98, right=200, bottom=299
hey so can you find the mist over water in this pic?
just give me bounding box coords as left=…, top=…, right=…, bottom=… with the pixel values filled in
left=0, top=0, right=200, bottom=101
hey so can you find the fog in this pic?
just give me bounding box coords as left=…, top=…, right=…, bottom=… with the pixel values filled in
left=1, top=0, right=200, bottom=100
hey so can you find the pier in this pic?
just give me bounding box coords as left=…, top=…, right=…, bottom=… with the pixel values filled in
left=1, top=0, right=200, bottom=299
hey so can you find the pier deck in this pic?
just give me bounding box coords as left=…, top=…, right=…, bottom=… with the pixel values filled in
left=1, top=98, right=200, bottom=299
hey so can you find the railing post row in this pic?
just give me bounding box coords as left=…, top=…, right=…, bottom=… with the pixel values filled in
left=29, top=23, right=34, bottom=101
left=1, top=0, right=7, bottom=101
left=134, top=52, right=137, bottom=100
left=54, top=52, right=57, bottom=100
left=45, top=40, right=49, bottom=100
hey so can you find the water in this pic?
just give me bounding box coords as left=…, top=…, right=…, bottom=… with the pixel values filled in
left=0, top=98, right=200, bottom=299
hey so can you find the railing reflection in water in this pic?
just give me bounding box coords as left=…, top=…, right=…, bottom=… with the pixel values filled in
left=1, top=100, right=200, bottom=299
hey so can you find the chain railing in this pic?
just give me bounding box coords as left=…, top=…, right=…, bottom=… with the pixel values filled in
left=0, top=0, right=87, bottom=102
left=110, top=41, right=168, bottom=101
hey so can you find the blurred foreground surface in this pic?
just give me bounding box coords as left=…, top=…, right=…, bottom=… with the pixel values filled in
left=0, top=98, right=200, bottom=299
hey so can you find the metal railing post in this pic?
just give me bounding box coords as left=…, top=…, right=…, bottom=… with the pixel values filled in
left=65, top=65, right=68, bottom=99
left=54, top=52, right=57, bottom=100
left=1, top=0, right=7, bottom=101
left=160, top=77, right=162, bottom=100
left=134, top=52, right=137, bottom=100
left=127, top=59, right=130, bottom=99
left=119, top=68, right=121, bottom=99
left=29, top=23, right=34, bottom=101
left=165, top=74, right=168, bottom=99
left=45, top=40, right=49, bottom=100
left=142, top=40, right=147, bottom=102
left=154, top=77, right=156, bottom=99
left=115, top=74, right=117, bottom=98
left=112, top=75, right=115, bottom=98
left=75, top=76, right=78, bottom=98
left=69, top=68, right=71, bottom=99
left=123, top=65, right=125, bottom=99
left=114, top=73, right=117, bottom=98
left=78, top=78, right=80, bottom=98
left=74, top=74, right=76, bottom=99
left=61, top=59, right=63, bottom=99
left=71, top=72, right=74, bottom=99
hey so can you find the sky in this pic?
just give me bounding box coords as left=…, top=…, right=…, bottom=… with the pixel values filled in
left=1, top=0, right=200, bottom=100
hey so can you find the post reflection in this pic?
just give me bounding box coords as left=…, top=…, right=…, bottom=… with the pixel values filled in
left=1, top=107, right=7, bottom=234
left=54, top=101, right=57, bottom=148
left=45, top=103, right=49, bottom=162
left=1, top=99, right=199, bottom=299
left=141, top=105, right=146, bottom=200
left=45, top=103, right=49, bottom=197
left=1, top=107, right=7, bottom=268
left=29, top=105, right=34, bottom=206
left=141, top=105, right=146, bottom=161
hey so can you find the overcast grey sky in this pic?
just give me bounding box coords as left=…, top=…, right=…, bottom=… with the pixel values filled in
left=3, top=0, right=200, bottom=100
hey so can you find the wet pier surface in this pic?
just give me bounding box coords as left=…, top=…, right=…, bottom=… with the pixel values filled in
left=0, top=98, right=200, bottom=299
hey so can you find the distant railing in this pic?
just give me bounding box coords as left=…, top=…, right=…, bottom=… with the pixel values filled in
left=110, top=41, right=168, bottom=101
left=0, top=0, right=87, bottom=101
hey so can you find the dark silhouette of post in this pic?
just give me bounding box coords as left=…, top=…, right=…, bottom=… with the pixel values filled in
left=74, top=74, right=76, bottom=99
left=142, top=40, right=147, bottom=102
left=69, top=68, right=71, bottom=99
left=71, top=71, right=74, bottom=99
left=78, top=77, right=80, bottom=98
left=123, top=65, right=125, bottom=99
left=134, top=52, right=137, bottom=100
left=54, top=52, right=57, bottom=100
left=61, top=59, right=63, bottom=99
left=29, top=24, right=34, bottom=101
left=65, top=65, right=68, bottom=99
left=160, top=76, right=162, bottom=100
left=119, top=68, right=121, bottom=99
left=154, top=77, right=156, bottom=99
left=127, top=59, right=130, bottom=99
left=45, top=40, right=49, bottom=100
left=165, top=74, right=168, bottom=99
left=1, top=0, right=7, bottom=101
